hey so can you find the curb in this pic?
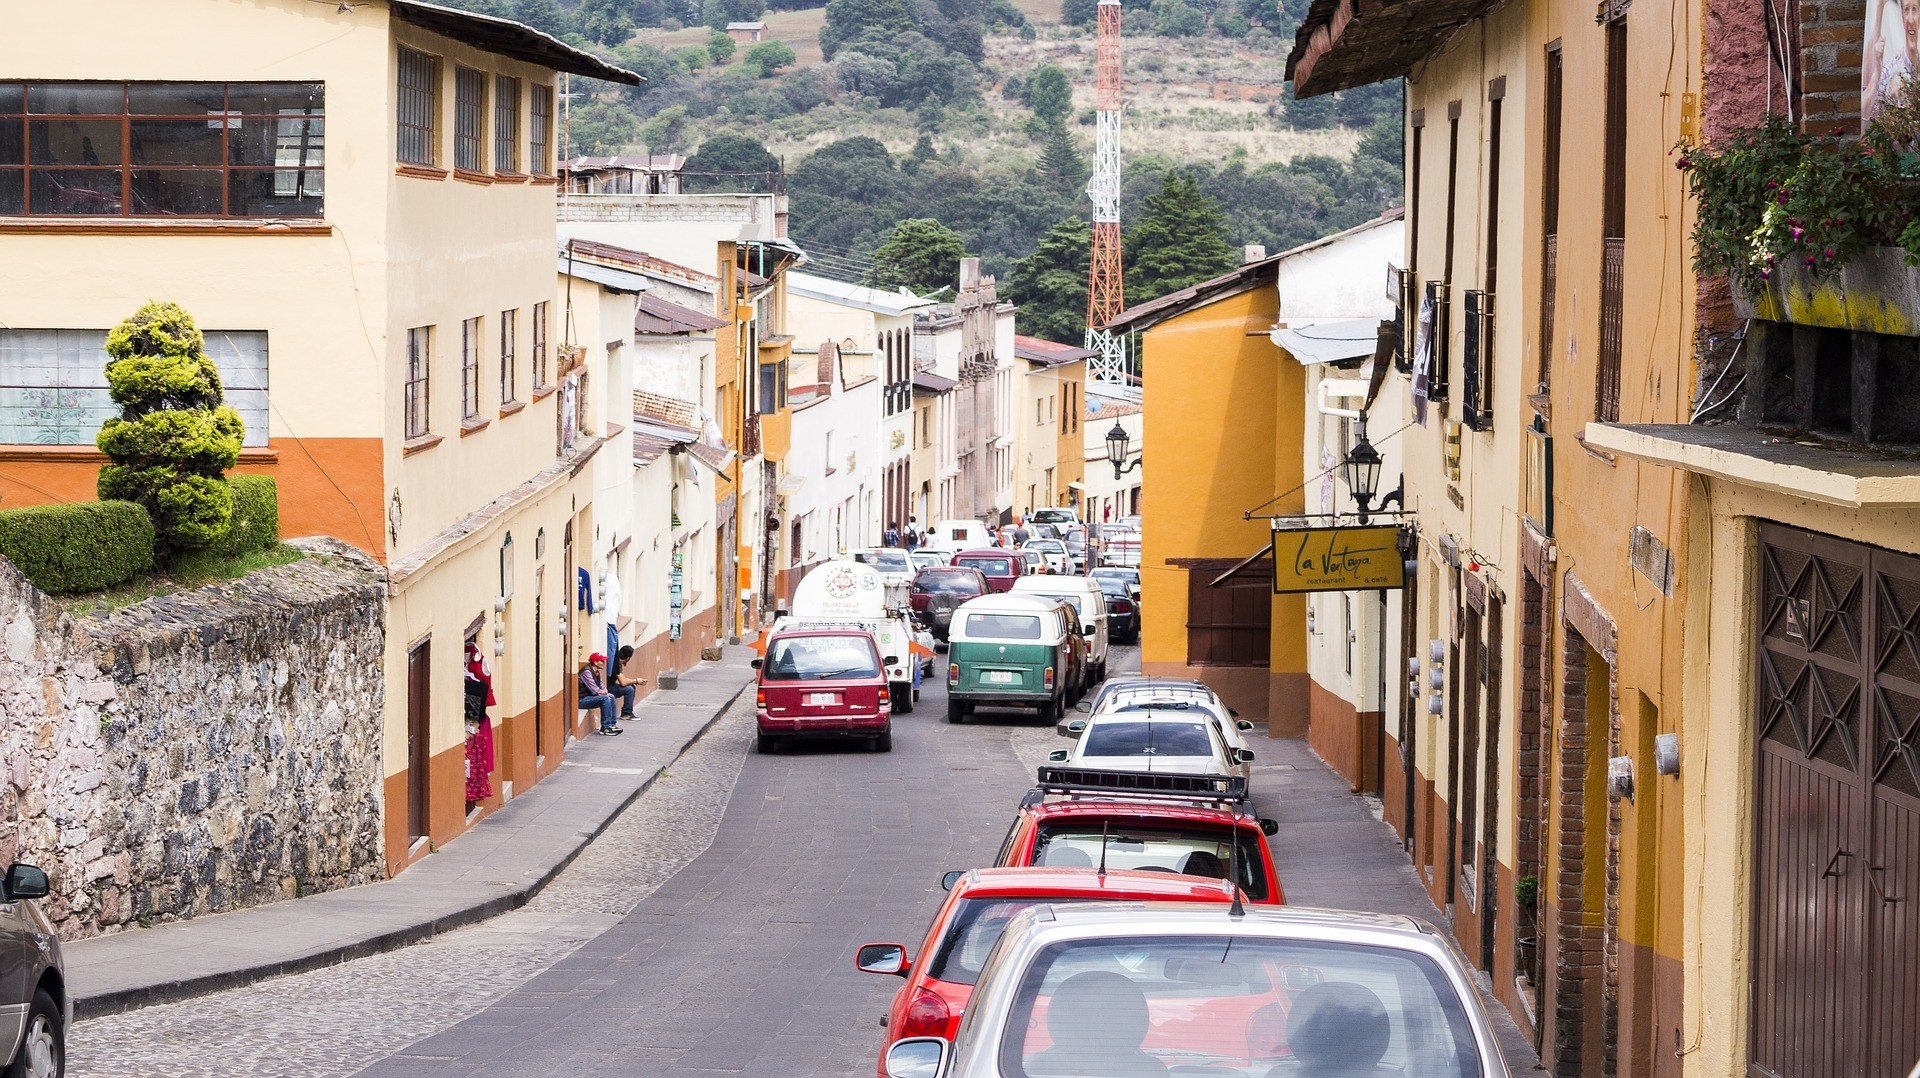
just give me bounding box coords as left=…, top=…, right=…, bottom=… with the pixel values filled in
left=74, top=676, right=752, bottom=1020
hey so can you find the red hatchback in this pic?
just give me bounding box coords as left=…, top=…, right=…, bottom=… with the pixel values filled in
left=949, top=549, right=1023, bottom=593
left=854, top=867, right=1237, bottom=1075
left=752, top=628, right=894, bottom=753
left=996, top=797, right=1285, bottom=905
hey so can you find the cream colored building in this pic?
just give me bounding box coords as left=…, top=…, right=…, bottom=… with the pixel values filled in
left=1012, top=335, right=1094, bottom=518
left=1081, top=384, right=1142, bottom=527
left=0, top=0, right=639, bottom=873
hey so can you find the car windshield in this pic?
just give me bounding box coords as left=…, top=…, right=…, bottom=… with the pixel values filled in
left=1030, top=826, right=1269, bottom=900
left=996, top=935, right=1483, bottom=1077
left=917, top=572, right=984, bottom=596
left=1082, top=721, right=1214, bottom=757
left=1030, top=510, right=1074, bottom=523
left=1096, top=579, right=1129, bottom=597
left=964, top=613, right=1044, bottom=639
left=854, top=550, right=911, bottom=573
left=963, top=556, right=1017, bottom=575
left=927, top=897, right=1054, bottom=986
left=761, top=636, right=880, bottom=681
left=1028, top=540, right=1065, bottom=553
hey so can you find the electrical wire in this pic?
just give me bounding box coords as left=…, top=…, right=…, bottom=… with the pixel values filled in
left=1241, top=418, right=1415, bottom=519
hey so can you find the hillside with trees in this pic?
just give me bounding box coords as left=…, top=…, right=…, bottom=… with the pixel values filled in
left=443, top=0, right=1402, bottom=338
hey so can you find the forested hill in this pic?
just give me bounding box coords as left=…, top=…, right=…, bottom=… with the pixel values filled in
left=444, top=0, right=1402, bottom=340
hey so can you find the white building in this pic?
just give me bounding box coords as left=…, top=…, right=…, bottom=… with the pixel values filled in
left=1083, top=383, right=1144, bottom=526
left=779, top=340, right=883, bottom=595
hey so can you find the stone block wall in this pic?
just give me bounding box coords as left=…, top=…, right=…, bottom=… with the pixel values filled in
left=0, top=537, right=386, bottom=939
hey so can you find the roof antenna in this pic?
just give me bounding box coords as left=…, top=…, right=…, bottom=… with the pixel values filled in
left=1097, top=820, right=1110, bottom=880
left=1225, top=811, right=1247, bottom=918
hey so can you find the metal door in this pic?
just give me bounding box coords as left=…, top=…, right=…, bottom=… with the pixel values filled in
left=1751, top=525, right=1920, bottom=1077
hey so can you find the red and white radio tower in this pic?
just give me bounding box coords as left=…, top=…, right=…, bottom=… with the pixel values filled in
left=1084, top=0, right=1126, bottom=383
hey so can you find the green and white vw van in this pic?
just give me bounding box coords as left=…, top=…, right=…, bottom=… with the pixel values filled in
left=945, top=593, right=1077, bottom=724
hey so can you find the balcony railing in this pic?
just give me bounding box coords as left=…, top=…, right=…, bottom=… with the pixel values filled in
left=1597, top=236, right=1625, bottom=422
left=1424, top=279, right=1452, bottom=402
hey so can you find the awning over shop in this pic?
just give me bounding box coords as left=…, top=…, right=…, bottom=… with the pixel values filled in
left=1067, top=481, right=1088, bottom=492
left=1270, top=318, right=1383, bottom=365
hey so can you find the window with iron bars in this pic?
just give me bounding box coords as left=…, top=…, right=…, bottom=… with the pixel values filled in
left=1424, top=279, right=1452, bottom=402
left=1461, top=289, right=1495, bottom=431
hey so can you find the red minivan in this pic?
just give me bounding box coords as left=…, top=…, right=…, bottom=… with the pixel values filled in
left=753, top=627, right=895, bottom=754
left=949, top=549, right=1023, bottom=593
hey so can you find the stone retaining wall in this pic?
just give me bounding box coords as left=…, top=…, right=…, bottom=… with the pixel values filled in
left=0, top=537, right=386, bottom=939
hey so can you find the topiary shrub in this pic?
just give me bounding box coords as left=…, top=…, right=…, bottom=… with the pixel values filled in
left=94, top=301, right=245, bottom=559
left=213, top=474, right=280, bottom=556
left=0, top=501, right=155, bottom=594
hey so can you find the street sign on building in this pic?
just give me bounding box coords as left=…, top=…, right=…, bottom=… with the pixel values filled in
left=1270, top=524, right=1404, bottom=594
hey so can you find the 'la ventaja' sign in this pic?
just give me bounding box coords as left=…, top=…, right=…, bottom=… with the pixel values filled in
left=1272, top=525, right=1405, bottom=594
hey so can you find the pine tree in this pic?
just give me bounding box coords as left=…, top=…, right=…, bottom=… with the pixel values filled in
left=1005, top=216, right=1092, bottom=344
left=871, top=218, right=968, bottom=295
left=1123, top=171, right=1237, bottom=303
left=1027, top=64, right=1072, bottom=125
left=1037, top=123, right=1088, bottom=193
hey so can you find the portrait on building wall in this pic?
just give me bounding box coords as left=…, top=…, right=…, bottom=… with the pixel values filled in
left=1863, top=0, right=1918, bottom=122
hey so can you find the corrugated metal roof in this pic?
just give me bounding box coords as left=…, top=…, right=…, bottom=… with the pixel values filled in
left=635, top=295, right=729, bottom=335
left=559, top=253, right=650, bottom=294
left=788, top=272, right=936, bottom=316
left=1014, top=334, right=1098, bottom=366
left=392, top=1, right=642, bottom=84
left=913, top=371, right=958, bottom=394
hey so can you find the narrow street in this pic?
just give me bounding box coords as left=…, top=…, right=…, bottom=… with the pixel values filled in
left=71, top=645, right=1540, bottom=1076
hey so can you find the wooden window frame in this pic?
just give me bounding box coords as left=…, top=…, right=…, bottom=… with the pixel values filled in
left=461, top=316, right=481, bottom=421
left=499, top=308, right=518, bottom=406
left=529, top=84, right=553, bottom=175
left=397, top=48, right=439, bottom=167
left=405, top=326, right=432, bottom=439
left=454, top=66, right=485, bottom=174
left=1538, top=44, right=1564, bottom=400
left=0, top=81, right=324, bottom=219
left=1597, top=18, right=1628, bottom=423
left=493, top=75, right=520, bottom=174
left=532, top=300, right=551, bottom=389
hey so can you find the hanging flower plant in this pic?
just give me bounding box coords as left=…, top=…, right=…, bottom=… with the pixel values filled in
left=1676, top=79, right=1920, bottom=291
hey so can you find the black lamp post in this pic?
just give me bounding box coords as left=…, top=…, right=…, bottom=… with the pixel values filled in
left=1344, top=418, right=1400, bottom=524
left=1106, top=421, right=1141, bottom=480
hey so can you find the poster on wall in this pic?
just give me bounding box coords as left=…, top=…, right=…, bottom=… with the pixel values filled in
left=1864, top=0, right=1916, bottom=122
left=669, top=547, right=685, bottom=640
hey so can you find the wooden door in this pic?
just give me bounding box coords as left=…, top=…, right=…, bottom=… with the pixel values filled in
left=406, top=638, right=432, bottom=842
left=1750, top=525, right=1920, bottom=1077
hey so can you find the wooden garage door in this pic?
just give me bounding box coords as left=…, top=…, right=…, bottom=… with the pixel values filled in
left=1750, top=525, right=1920, bottom=1078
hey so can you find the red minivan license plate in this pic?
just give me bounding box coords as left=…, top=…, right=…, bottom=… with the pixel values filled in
left=806, top=692, right=841, bottom=706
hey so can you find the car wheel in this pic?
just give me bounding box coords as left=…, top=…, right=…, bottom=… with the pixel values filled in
left=1039, top=699, right=1060, bottom=723
left=873, top=728, right=893, bottom=752
left=946, top=700, right=966, bottom=724
left=897, top=684, right=915, bottom=714
left=5, top=990, right=62, bottom=1078
left=755, top=733, right=778, bottom=754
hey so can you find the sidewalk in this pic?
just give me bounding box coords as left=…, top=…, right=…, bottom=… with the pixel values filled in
left=1254, top=737, right=1548, bottom=1073
left=64, top=646, right=757, bottom=1020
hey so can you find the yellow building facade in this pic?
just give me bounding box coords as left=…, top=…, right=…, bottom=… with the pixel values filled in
left=1111, top=262, right=1310, bottom=731
left=0, top=0, right=639, bottom=874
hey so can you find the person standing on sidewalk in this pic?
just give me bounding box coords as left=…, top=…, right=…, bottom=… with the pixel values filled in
left=579, top=656, right=623, bottom=735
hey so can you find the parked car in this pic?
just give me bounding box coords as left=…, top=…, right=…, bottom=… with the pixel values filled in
left=909, top=550, right=950, bottom=572
left=1061, top=529, right=1089, bottom=573
left=1077, top=682, right=1255, bottom=760
left=879, top=903, right=1513, bottom=1078
left=1048, top=709, right=1254, bottom=785
left=1081, top=674, right=1219, bottom=716
left=1027, top=507, right=1081, bottom=527
left=1, top=862, right=67, bottom=1078
left=1090, top=565, right=1141, bottom=600
left=1099, top=527, right=1141, bottom=568
left=995, top=773, right=1282, bottom=904
left=1010, top=576, right=1110, bottom=682
left=1092, top=574, right=1138, bottom=644
left=910, top=566, right=990, bottom=640
left=751, top=628, right=895, bottom=753
left=1016, top=549, right=1046, bottom=576
left=854, top=867, right=1236, bottom=1076
left=949, top=549, right=1024, bottom=593
left=1020, top=538, right=1071, bottom=574
left=945, top=594, right=1080, bottom=723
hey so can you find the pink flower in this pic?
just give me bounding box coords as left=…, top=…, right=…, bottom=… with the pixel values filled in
left=1824, top=248, right=1836, bottom=259
left=1804, top=255, right=1818, bottom=266
left=1760, top=270, right=1772, bottom=280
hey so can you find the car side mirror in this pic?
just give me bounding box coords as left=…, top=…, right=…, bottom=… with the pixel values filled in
left=940, top=869, right=965, bottom=891
left=1056, top=719, right=1087, bottom=738
left=856, top=943, right=910, bottom=977
left=883, top=1037, right=950, bottom=1078
left=1260, top=818, right=1280, bottom=836
left=1236, top=748, right=1257, bottom=763
left=1236, top=720, right=1255, bottom=732
left=749, top=658, right=763, bottom=670
left=1047, top=749, right=1070, bottom=763
left=4, top=863, right=49, bottom=900
left=1073, top=700, right=1092, bottom=713
left=884, top=656, right=900, bottom=666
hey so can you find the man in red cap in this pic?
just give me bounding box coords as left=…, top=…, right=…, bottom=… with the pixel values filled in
left=578, top=654, right=623, bottom=735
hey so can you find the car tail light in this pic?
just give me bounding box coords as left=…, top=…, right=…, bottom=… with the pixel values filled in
left=1043, top=667, right=1055, bottom=689
left=1114, top=599, right=1134, bottom=614
left=898, top=986, right=953, bottom=1039
left=756, top=688, right=766, bottom=709
left=878, top=684, right=891, bottom=707
left=948, top=662, right=960, bottom=685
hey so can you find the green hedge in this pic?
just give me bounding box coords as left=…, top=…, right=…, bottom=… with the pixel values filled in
left=213, top=474, right=279, bottom=556
left=0, top=500, right=155, bottom=594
